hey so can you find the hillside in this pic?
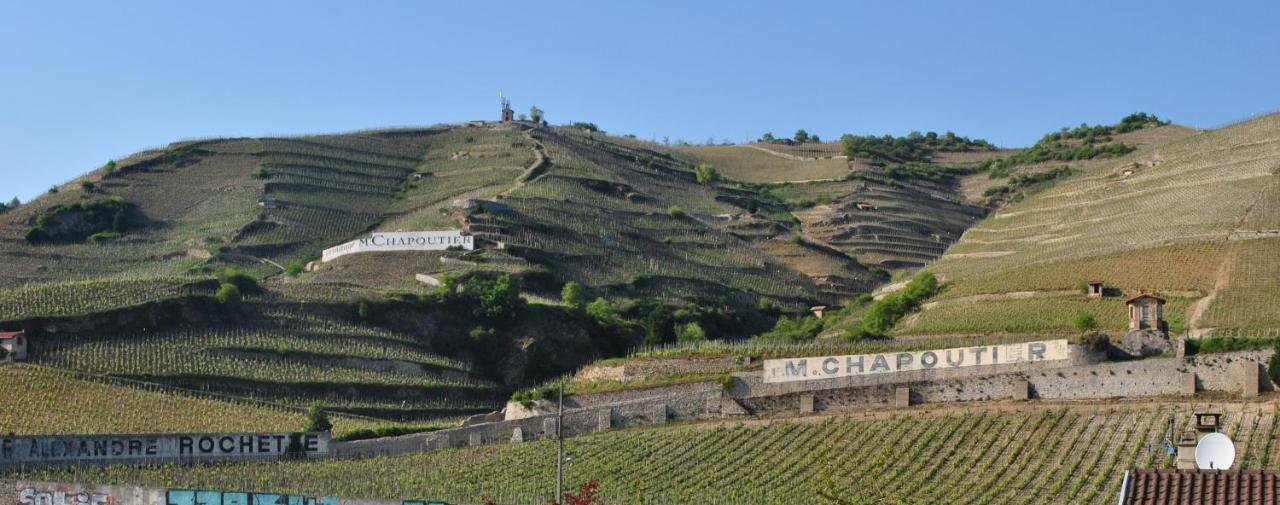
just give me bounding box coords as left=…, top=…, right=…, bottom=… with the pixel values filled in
left=0, top=122, right=899, bottom=430
left=903, top=113, right=1280, bottom=337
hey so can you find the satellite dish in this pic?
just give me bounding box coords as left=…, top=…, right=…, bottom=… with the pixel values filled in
left=1194, top=432, right=1236, bottom=470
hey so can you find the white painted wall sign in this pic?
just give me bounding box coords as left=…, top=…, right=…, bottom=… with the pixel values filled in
left=0, top=432, right=329, bottom=467
left=763, top=339, right=1070, bottom=383
left=321, top=231, right=473, bottom=262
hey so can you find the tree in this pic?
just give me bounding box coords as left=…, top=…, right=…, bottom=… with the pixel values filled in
left=585, top=297, right=623, bottom=329
left=794, top=129, right=810, bottom=143
left=102, top=160, right=117, bottom=174
left=561, top=281, right=587, bottom=311
left=218, top=269, right=262, bottom=295
left=7, top=197, right=17, bottom=208
left=694, top=163, right=721, bottom=184
left=810, top=133, right=821, bottom=143
left=303, top=404, right=333, bottom=432
left=643, top=306, right=675, bottom=346
left=473, top=274, right=523, bottom=321
left=215, top=283, right=242, bottom=305
left=675, top=321, right=707, bottom=343
left=530, top=106, right=544, bottom=123
left=760, top=132, right=775, bottom=142
left=1073, top=311, right=1098, bottom=333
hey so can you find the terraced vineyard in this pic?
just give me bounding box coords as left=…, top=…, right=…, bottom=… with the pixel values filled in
left=464, top=127, right=842, bottom=306
left=0, top=364, right=381, bottom=436
left=26, top=309, right=502, bottom=421
left=11, top=401, right=1277, bottom=505
left=920, top=114, right=1280, bottom=335
left=784, top=173, right=988, bottom=270
left=679, top=145, right=850, bottom=182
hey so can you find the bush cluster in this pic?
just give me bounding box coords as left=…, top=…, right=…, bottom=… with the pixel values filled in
left=984, top=166, right=1074, bottom=198
left=25, top=197, right=138, bottom=244
left=847, top=272, right=939, bottom=339
left=840, top=131, right=994, bottom=163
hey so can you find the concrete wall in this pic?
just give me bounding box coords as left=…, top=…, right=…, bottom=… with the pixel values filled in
left=730, top=345, right=1102, bottom=399
left=0, top=480, right=429, bottom=505
left=734, top=350, right=1276, bottom=415
left=334, top=382, right=723, bottom=458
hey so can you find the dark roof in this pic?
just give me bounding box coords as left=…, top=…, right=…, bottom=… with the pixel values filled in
left=1120, top=469, right=1280, bottom=504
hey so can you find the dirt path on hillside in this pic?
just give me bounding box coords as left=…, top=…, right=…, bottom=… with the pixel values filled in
left=1188, top=171, right=1275, bottom=335
left=1187, top=245, right=1236, bottom=336
left=499, top=132, right=551, bottom=197
left=744, top=144, right=848, bottom=161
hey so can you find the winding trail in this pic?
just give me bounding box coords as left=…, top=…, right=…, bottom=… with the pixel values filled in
left=499, top=130, right=552, bottom=198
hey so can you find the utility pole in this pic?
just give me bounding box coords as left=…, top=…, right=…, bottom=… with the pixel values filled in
left=556, top=374, right=565, bottom=504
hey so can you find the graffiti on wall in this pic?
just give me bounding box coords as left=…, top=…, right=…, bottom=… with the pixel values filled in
left=166, top=489, right=336, bottom=505
left=18, top=486, right=113, bottom=505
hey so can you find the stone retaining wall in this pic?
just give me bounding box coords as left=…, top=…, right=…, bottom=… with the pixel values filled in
left=334, top=382, right=723, bottom=458
left=735, top=350, right=1275, bottom=414
left=730, top=344, right=1103, bottom=399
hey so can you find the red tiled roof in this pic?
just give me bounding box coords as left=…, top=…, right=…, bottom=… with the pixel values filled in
left=1126, top=291, right=1167, bottom=304
left=0, top=330, right=23, bottom=339
left=1121, top=469, right=1280, bottom=504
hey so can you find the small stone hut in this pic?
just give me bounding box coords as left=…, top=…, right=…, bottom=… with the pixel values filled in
left=1126, top=290, right=1167, bottom=333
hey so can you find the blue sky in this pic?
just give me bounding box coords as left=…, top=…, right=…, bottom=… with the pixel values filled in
left=2, top=0, right=1278, bottom=202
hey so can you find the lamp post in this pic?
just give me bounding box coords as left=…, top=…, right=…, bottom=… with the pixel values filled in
left=556, top=374, right=565, bottom=503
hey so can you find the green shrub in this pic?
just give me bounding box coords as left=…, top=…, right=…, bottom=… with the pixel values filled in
left=217, top=269, right=261, bottom=295
left=695, top=163, right=721, bottom=185
left=675, top=322, right=707, bottom=343
left=303, top=404, right=333, bottom=432
left=756, top=315, right=823, bottom=342
left=1191, top=336, right=1277, bottom=354
left=25, top=197, right=138, bottom=243
left=644, top=306, right=675, bottom=346
left=80, top=181, right=95, bottom=193
left=285, top=261, right=304, bottom=277
left=561, top=281, right=587, bottom=310
left=102, top=160, right=117, bottom=174
left=253, top=166, right=269, bottom=179
left=667, top=206, right=685, bottom=218
left=433, top=274, right=526, bottom=325
left=1072, top=311, right=1098, bottom=333
left=215, top=283, right=242, bottom=305
left=847, top=271, right=939, bottom=339
left=357, top=301, right=370, bottom=320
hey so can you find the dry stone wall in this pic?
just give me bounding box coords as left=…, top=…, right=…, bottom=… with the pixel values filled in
left=734, top=350, right=1276, bottom=414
